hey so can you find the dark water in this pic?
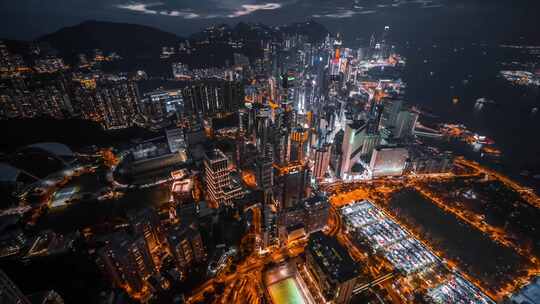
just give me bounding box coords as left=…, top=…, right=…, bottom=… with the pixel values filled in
left=399, top=42, right=540, bottom=192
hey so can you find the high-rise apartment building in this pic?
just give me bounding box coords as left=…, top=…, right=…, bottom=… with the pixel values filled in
left=97, top=233, right=156, bottom=293
left=183, top=81, right=243, bottom=116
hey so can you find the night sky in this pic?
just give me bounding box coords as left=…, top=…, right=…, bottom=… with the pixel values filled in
left=1, top=0, right=539, bottom=43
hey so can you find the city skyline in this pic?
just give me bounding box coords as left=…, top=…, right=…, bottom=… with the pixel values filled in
left=1, top=3, right=540, bottom=304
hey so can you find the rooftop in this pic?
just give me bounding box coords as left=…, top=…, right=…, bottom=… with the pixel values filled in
left=307, top=231, right=359, bottom=283
left=205, top=149, right=228, bottom=162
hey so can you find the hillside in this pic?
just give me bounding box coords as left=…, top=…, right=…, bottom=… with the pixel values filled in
left=37, top=20, right=182, bottom=58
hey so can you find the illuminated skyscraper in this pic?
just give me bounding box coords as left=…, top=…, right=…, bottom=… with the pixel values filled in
left=165, top=225, right=206, bottom=276
left=204, top=149, right=244, bottom=205
left=313, top=143, right=331, bottom=181
left=255, top=109, right=272, bottom=155
left=255, top=155, right=274, bottom=191
left=276, top=165, right=310, bottom=209
left=289, top=127, right=309, bottom=163
left=183, top=80, right=244, bottom=116
left=279, top=194, right=329, bottom=235
left=339, top=121, right=381, bottom=178
left=128, top=208, right=163, bottom=256
left=380, top=98, right=403, bottom=129
left=395, top=110, right=418, bottom=139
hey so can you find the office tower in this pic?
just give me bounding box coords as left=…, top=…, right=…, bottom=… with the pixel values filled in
left=204, top=149, right=229, bottom=204
left=262, top=203, right=279, bottom=248
left=272, top=127, right=290, bottom=165
left=303, top=195, right=330, bottom=233
left=140, top=89, right=183, bottom=121
left=204, top=149, right=243, bottom=205
left=128, top=208, right=163, bottom=256
left=395, top=110, right=418, bottom=138
left=165, top=225, right=206, bottom=275
left=279, top=194, right=329, bottom=235
left=369, top=146, right=409, bottom=178
left=367, top=102, right=384, bottom=134
left=0, top=269, right=31, bottom=304
left=183, top=81, right=244, bottom=116
left=305, top=232, right=359, bottom=304
left=255, top=155, right=274, bottom=191
left=97, top=233, right=156, bottom=293
left=276, top=165, right=310, bottom=209
left=255, top=109, right=272, bottom=155
left=313, top=144, right=332, bottom=181
left=279, top=72, right=295, bottom=110
left=289, top=127, right=309, bottom=163
left=380, top=98, right=403, bottom=129
left=339, top=121, right=381, bottom=178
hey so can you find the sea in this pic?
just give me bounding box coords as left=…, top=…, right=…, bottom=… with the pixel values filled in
left=398, top=40, right=540, bottom=193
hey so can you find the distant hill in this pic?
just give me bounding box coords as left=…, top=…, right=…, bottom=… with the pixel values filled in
left=280, top=20, right=330, bottom=43
left=37, top=20, right=182, bottom=58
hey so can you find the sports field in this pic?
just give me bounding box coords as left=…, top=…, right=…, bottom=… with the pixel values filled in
left=268, top=278, right=306, bottom=304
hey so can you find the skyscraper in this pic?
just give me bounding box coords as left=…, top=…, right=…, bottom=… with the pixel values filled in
left=339, top=121, right=381, bottom=178
left=128, top=208, right=163, bottom=257
left=289, top=127, right=309, bottom=163
left=305, top=232, right=359, bottom=304
left=313, top=143, right=332, bottom=181
left=97, top=233, right=156, bottom=294
left=204, top=149, right=244, bottom=205
left=276, top=165, right=310, bottom=209
left=165, top=225, right=206, bottom=276
left=380, top=98, right=403, bottom=129
left=395, top=110, right=418, bottom=139
left=183, top=80, right=244, bottom=116
left=255, top=155, right=274, bottom=191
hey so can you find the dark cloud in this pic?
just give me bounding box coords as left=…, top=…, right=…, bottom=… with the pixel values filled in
left=0, top=0, right=538, bottom=41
